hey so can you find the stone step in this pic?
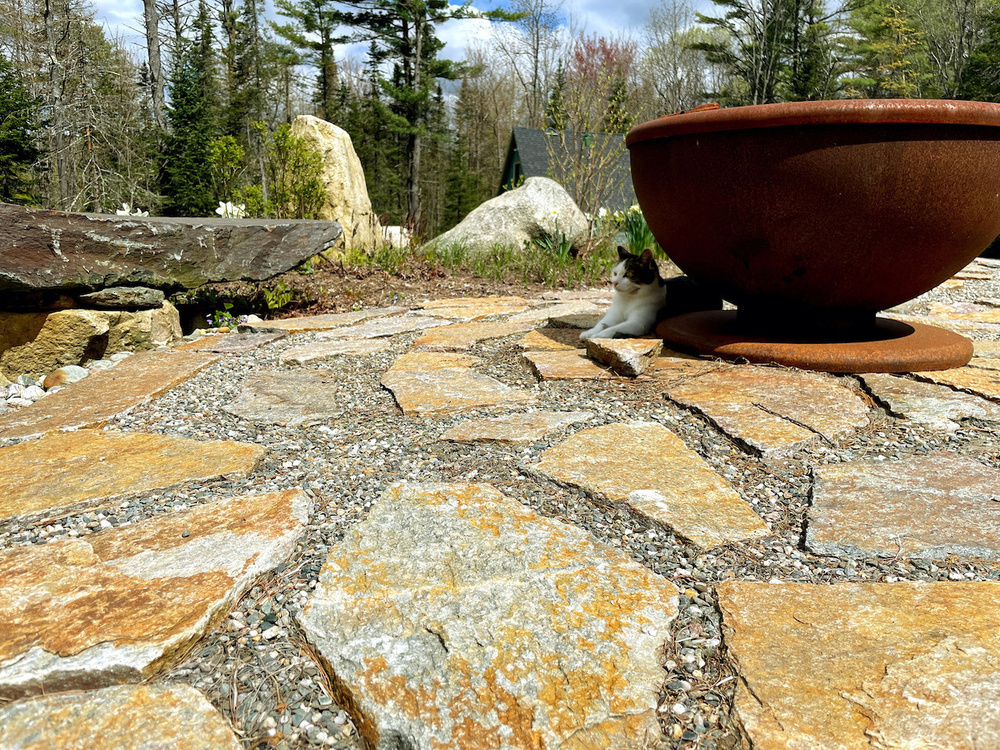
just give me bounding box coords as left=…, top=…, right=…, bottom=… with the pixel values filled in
left=522, top=350, right=613, bottom=380
left=0, top=684, right=242, bottom=749
left=298, top=481, right=678, bottom=750
left=413, top=320, right=534, bottom=351
left=0, top=429, right=265, bottom=524
left=0, top=488, right=309, bottom=699
left=416, top=296, right=533, bottom=321
left=278, top=338, right=393, bottom=366
left=174, top=331, right=286, bottom=353
left=531, top=421, right=769, bottom=548
left=718, top=581, right=1000, bottom=750
left=381, top=352, right=536, bottom=416
left=0, top=350, right=220, bottom=441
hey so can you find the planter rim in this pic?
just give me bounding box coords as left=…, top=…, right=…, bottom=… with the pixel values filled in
left=626, top=99, right=1000, bottom=147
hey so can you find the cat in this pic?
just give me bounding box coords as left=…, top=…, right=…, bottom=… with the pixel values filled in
left=580, top=247, right=665, bottom=340
left=580, top=246, right=724, bottom=341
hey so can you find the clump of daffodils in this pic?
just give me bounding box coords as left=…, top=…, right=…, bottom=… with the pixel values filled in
left=216, top=201, right=247, bottom=219
left=115, top=203, right=148, bottom=217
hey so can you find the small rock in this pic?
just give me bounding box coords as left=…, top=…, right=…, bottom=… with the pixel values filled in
left=78, top=286, right=165, bottom=310
left=586, top=337, right=663, bottom=377
left=22, top=386, right=45, bottom=402
left=15, top=375, right=36, bottom=387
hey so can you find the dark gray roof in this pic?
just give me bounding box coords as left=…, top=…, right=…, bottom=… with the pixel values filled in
left=500, top=127, right=637, bottom=213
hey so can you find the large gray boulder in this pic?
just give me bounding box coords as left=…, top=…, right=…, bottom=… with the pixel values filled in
left=425, top=177, right=589, bottom=257
left=0, top=203, right=342, bottom=305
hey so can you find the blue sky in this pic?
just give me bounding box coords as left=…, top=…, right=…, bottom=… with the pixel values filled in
left=90, top=0, right=715, bottom=61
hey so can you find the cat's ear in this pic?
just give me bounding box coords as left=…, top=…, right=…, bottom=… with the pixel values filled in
left=617, top=245, right=630, bottom=261
left=639, top=248, right=655, bottom=263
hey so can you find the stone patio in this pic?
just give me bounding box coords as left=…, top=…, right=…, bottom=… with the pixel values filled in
left=2, top=266, right=1000, bottom=749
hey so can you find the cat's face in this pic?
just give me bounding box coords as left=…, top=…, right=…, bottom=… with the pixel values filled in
left=610, top=247, right=659, bottom=293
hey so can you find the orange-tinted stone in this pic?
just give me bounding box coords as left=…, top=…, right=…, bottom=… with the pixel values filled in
left=381, top=352, right=536, bottom=416
left=532, top=422, right=768, bottom=548
left=0, top=429, right=265, bottom=523
left=0, top=489, right=309, bottom=698
left=517, top=328, right=584, bottom=351
left=278, top=338, right=393, bottom=365
left=413, top=320, right=534, bottom=351
left=914, top=365, right=1000, bottom=401
left=718, top=581, right=1000, bottom=750
left=522, top=350, right=613, bottom=380
left=585, top=338, right=663, bottom=376
left=0, top=684, right=242, bottom=750
left=860, top=373, right=1000, bottom=430
left=418, top=296, right=532, bottom=321
left=0, top=350, right=220, bottom=441
left=666, top=368, right=869, bottom=455
left=299, top=482, right=677, bottom=750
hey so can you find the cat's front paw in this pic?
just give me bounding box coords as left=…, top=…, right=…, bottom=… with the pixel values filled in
left=579, top=328, right=597, bottom=341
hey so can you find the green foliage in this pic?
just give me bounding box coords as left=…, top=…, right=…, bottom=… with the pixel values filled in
left=0, top=52, right=40, bottom=204
left=241, top=121, right=325, bottom=219
left=592, top=205, right=664, bottom=258
left=207, top=301, right=238, bottom=328
left=959, top=4, right=1000, bottom=101
left=208, top=136, right=245, bottom=202
left=263, top=280, right=296, bottom=310
left=162, top=0, right=220, bottom=216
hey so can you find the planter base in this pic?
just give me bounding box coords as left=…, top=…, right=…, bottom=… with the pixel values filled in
left=657, top=311, right=973, bottom=373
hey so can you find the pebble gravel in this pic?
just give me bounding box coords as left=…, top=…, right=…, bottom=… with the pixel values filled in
left=2, top=265, right=1000, bottom=749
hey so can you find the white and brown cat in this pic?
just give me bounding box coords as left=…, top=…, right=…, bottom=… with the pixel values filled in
left=580, top=246, right=722, bottom=340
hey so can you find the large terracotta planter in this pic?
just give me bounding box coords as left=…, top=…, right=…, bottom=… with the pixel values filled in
left=627, top=99, right=1000, bottom=372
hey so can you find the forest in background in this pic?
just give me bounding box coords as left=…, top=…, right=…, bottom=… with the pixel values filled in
left=2, top=0, right=1000, bottom=240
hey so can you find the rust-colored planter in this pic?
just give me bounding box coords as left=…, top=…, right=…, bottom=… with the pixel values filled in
left=627, top=99, right=1000, bottom=372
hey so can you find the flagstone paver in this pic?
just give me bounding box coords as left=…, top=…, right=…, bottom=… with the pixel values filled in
left=665, top=368, right=869, bottom=455
left=926, top=300, right=1000, bottom=324
left=0, top=350, right=220, bottom=441
left=412, top=320, right=534, bottom=351
left=914, top=365, right=1000, bottom=401
left=974, top=340, right=1000, bottom=358
left=532, top=422, right=769, bottom=548
left=888, top=312, right=1000, bottom=339
left=174, top=332, right=286, bottom=352
left=0, top=684, right=242, bottom=750
left=507, top=300, right=603, bottom=326
left=381, top=351, right=536, bottom=416
left=523, top=350, right=613, bottom=380
left=223, top=371, right=345, bottom=426
left=586, top=338, right=663, bottom=377
left=298, top=482, right=678, bottom=750
left=517, top=328, right=583, bottom=351
left=417, top=296, right=533, bottom=321
left=239, top=307, right=407, bottom=333
left=717, top=581, right=1000, bottom=750
left=317, top=314, right=448, bottom=340
left=0, top=429, right=265, bottom=523
left=0, top=488, right=309, bottom=699
left=807, top=452, right=1000, bottom=560
left=278, top=338, right=394, bottom=366
left=441, top=410, right=594, bottom=443
left=860, top=373, right=1000, bottom=430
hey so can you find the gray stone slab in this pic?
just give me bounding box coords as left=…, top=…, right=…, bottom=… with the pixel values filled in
left=807, top=452, right=1000, bottom=560
left=861, top=373, right=1000, bottom=431
left=223, top=371, right=343, bottom=426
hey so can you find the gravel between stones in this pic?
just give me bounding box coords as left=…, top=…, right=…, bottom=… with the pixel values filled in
left=3, top=267, right=1000, bottom=749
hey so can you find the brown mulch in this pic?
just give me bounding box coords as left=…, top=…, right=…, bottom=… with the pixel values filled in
left=195, top=257, right=585, bottom=320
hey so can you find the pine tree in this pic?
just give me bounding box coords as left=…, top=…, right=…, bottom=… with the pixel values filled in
left=162, top=0, right=219, bottom=216
left=271, top=0, right=347, bottom=122
left=0, top=51, right=39, bottom=203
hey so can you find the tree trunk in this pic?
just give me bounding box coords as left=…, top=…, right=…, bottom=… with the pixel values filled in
left=142, top=0, right=166, bottom=130
left=43, top=0, right=70, bottom=208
